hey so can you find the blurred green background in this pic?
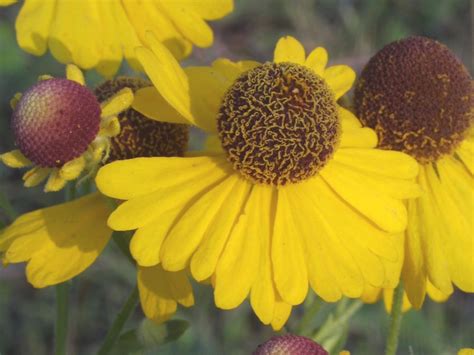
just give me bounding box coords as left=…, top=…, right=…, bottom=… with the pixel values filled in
left=0, top=0, right=472, bottom=354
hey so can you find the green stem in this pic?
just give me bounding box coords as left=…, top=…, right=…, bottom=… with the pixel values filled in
left=385, top=283, right=404, bottom=355
left=297, top=295, right=322, bottom=335
left=313, top=299, right=363, bottom=342
left=0, top=189, right=17, bottom=221
left=97, top=287, right=140, bottom=355
left=55, top=282, right=70, bottom=355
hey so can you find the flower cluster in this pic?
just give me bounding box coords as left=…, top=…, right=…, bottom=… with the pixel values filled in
left=0, top=1, right=472, bottom=353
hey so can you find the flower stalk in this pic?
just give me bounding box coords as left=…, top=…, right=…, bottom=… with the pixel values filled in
left=97, top=286, right=140, bottom=355
left=55, top=282, right=70, bottom=355
left=385, top=283, right=404, bottom=355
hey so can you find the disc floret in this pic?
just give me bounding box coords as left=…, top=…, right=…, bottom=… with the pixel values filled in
left=217, top=62, right=340, bottom=185
left=354, top=36, right=473, bottom=163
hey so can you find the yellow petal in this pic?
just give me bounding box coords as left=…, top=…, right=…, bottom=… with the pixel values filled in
left=191, top=179, right=251, bottom=281
left=10, top=92, right=22, bottom=110
left=160, top=175, right=240, bottom=271
left=415, top=166, right=453, bottom=295
left=59, top=156, right=85, bottom=181
left=138, top=265, right=194, bottom=323
left=426, top=281, right=451, bottom=303
left=402, top=199, right=428, bottom=308
left=107, top=160, right=230, bottom=231
left=15, top=0, right=54, bottom=55
left=130, top=208, right=182, bottom=267
left=184, top=65, right=233, bottom=132
left=333, top=148, right=419, bottom=179
left=339, top=106, right=362, bottom=130
left=0, top=0, right=17, bottom=6
left=23, top=167, right=50, bottom=187
left=214, top=183, right=264, bottom=309
left=135, top=34, right=194, bottom=124
left=133, top=87, right=190, bottom=125
left=94, top=0, right=123, bottom=77
left=323, top=65, right=356, bottom=99
left=158, top=4, right=213, bottom=48
left=273, top=36, right=305, bottom=64
left=270, top=299, right=292, bottom=331
left=65, top=64, right=85, bottom=85
left=96, top=155, right=229, bottom=200
left=272, top=188, right=308, bottom=305
left=0, top=193, right=111, bottom=287
left=211, top=58, right=260, bottom=82
left=99, top=116, right=121, bottom=138
left=287, top=178, right=365, bottom=298
left=48, top=0, right=102, bottom=69
left=165, top=0, right=234, bottom=20
left=456, top=139, right=474, bottom=175
left=250, top=185, right=277, bottom=324
left=123, top=0, right=191, bottom=60
left=100, top=88, right=134, bottom=118
left=340, top=127, right=378, bottom=148
left=305, top=47, right=328, bottom=76
left=44, top=169, right=67, bottom=192
left=1, top=150, right=32, bottom=168
left=458, top=349, right=474, bottom=355
left=321, top=160, right=408, bottom=233
left=428, top=159, right=474, bottom=292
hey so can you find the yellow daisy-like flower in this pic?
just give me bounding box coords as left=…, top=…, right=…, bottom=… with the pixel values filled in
left=0, top=0, right=233, bottom=76
left=0, top=65, right=133, bottom=192
left=354, top=36, right=473, bottom=308
left=96, top=35, right=420, bottom=330
left=0, top=77, right=193, bottom=322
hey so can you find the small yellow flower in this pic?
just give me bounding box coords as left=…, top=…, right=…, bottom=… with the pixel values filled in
left=0, top=77, right=192, bottom=323
left=459, top=349, right=474, bottom=355
left=0, top=0, right=234, bottom=76
left=354, top=36, right=473, bottom=308
left=1, top=65, right=132, bottom=192
left=97, top=35, right=420, bottom=329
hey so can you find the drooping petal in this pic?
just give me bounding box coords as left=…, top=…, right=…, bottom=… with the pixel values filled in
left=138, top=265, right=194, bottom=323
left=160, top=175, right=241, bottom=271
left=135, top=34, right=195, bottom=124
left=191, top=179, right=251, bottom=281
left=0, top=193, right=111, bottom=288
left=107, top=161, right=230, bottom=231
left=65, top=64, right=85, bottom=85
left=320, top=159, right=408, bottom=233
left=250, top=185, right=277, bottom=324
left=214, top=183, right=264, bottom=309
left=272, top=188, right=308, bottom=305
left=15, top=0, right=55, bottom=55
left=0, top=150, right=32, bottom=168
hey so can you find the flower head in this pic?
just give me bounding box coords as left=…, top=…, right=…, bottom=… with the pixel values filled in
left=1, top=65, right=133, bottom=192
left=354, top=36, right=474, bottom=307
left=253, top=335, right=328, bottom=355
left=0, top=75, right=193, bottom=322
left=0, top=0, right=234, bottom=76
left=97, top=35, right=419, bottom=329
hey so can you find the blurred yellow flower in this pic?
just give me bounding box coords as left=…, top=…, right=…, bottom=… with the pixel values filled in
left=0, top=0, right=234, bottom=76
left=97, top=35, right=420, bottom=329
left=355, top=36, right=474, bottom=308
left=459, top=349, right=474, bottom=355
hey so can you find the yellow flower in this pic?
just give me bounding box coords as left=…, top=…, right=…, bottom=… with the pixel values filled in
left=354, top=36, right=473, bottom=308
left=0, top=0, right=233, bottom=76
left=96, top=35, right=419, bottom=329
left=0, top=77, right=193, bottom=323
left=0, top=65, right=133, bottom=192
left=459, top=349, right=474, bottom=355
